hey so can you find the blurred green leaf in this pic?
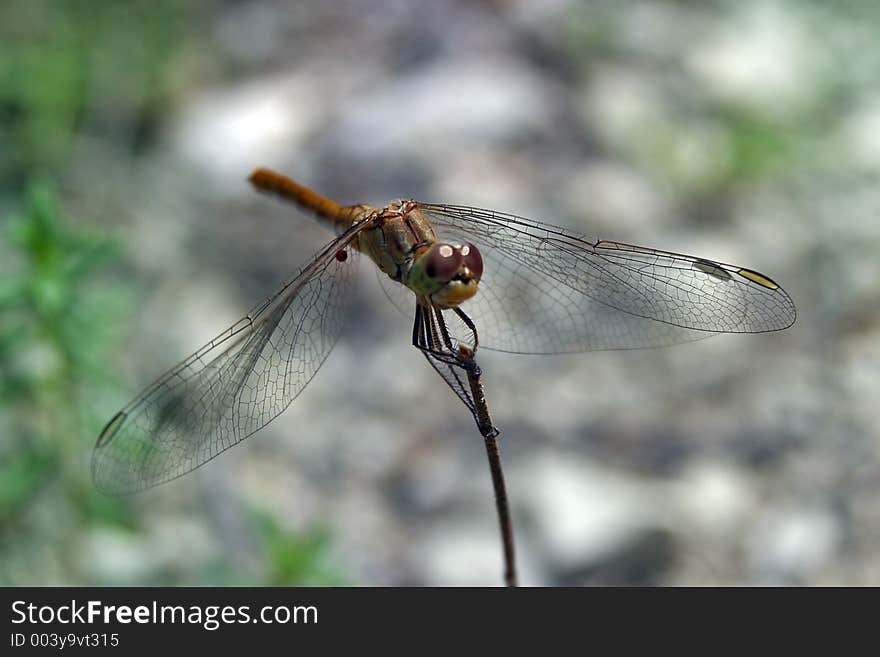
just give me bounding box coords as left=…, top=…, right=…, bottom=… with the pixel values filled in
left=252, top=509, right=347, bottom=586
left=0, top=0, right=202, bottom=184
left=0, top=177, right=133, bottom=582
left=0, top=447, right=57, bottom=520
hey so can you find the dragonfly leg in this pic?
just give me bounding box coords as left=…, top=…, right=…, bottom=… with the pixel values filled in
left=413, top=302, right=497, bottom=435
left=451, top=306, right=479, bottom=352
left=433, top=306, right=459, bottom=353
left=412, top=303, right=424, bottom=349
left=413, top=302, right=478, bottom=413
left=413, top=302, right=477, bottom=369
left=437, top=306, right=482, bottom=375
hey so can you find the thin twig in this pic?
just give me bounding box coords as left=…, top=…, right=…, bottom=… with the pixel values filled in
left=459, top=346, right=518, bottom=587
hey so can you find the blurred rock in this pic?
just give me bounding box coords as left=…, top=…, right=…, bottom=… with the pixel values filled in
left=747, top=506, right=840, bottom=584
left=79, top=529, right=155, bottom=585
left=519, top=452, right=666, bottom=577
left=171, top=74, right=325, bottom=191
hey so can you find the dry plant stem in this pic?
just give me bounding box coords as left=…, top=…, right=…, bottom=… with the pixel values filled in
left=460, top=347, right=518, bottom=588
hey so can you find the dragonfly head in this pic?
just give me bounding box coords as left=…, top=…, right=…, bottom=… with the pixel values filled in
left=410, top=241, right=483, bottom=307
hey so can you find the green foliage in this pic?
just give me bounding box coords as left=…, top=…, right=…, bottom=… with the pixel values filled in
left=0, top=180, right=131, bottom=583
left=0, top=0, right=203, bottom=186
left=4, top=181, right=121, bottom=383
left=0, top=180, right=122, bottom=507
left=253, top=509, right=348, bottom=586
left=0, top=182, right=348, bottom=585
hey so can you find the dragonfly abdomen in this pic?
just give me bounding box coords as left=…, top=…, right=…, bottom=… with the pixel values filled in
left=249, top=168, right=366, bottom=233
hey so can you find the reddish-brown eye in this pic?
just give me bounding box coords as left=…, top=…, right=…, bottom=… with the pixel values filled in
left=424, top=243, right=463, bottom=281
left=460, top=242, right=483, bottom=280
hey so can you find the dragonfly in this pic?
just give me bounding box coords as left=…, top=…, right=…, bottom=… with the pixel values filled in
left=92, top=168, right=796, bottom=495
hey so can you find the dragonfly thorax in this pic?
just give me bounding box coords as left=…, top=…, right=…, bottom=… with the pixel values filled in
left=355, top=203, right=483, bottom=308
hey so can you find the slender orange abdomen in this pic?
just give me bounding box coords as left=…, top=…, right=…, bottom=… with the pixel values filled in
left=248, top=168, right=364, bottom=232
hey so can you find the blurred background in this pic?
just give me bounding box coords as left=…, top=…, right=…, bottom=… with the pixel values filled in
left=1, top=0, right=878, bottom=586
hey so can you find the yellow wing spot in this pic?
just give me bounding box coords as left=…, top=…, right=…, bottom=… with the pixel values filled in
left=737, top=268, right=779, bottom=290
left=96, top=411, right=126, bottom=448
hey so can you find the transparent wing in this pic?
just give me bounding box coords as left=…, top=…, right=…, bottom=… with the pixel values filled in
left=92, top=230, right=360, bottom=494
left=414, top=204, right=796, bottom=354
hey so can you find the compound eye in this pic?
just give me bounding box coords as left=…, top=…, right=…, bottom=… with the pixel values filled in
left=460, top=242, right=483, bottom=280
left=424, top=243, right=463, bottom=281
